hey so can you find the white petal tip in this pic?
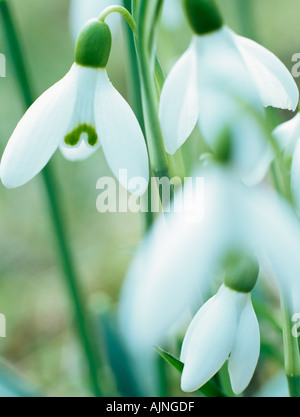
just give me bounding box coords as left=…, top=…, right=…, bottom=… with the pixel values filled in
left=180, top=378, right=198, bottom=393
left=165, top=146, right=178, bottom=156
left=0, top=168, right=22, bottom=189
left=231, top=380, right=250, bottom=396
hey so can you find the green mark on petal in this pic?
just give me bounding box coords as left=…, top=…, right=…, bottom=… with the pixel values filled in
left=64, top=124, right=98, bottom=147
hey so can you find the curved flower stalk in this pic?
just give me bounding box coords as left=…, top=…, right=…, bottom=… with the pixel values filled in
left=159, top=0, right=299, bottom=173
left=273, top=113, right=300, bottom=210
left=69, top=0, right=123, bottom=42
left=69, top=0, right=183, bottom=39
left=181, top=284, right=260, bottom=395
left=119, top=166, right=300, bottom=357
left=0, top=19, right=149, bottom=195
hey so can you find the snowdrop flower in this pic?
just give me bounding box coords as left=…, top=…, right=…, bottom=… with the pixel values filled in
left=181, top=278, right=260, bottom=394
left=119, top=167, right=300, bottom=355
left=0, top=19, right=149, bottom=194
left=159, top=0, right=298, bottom=173
left=69, top=0, right=122, bottom=42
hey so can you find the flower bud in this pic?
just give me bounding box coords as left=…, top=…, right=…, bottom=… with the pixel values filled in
left=75, top=19, right=112, bottom=68
left=223, top=251, right=259, bottom=293
left=182, top=0, right=223, bottom=35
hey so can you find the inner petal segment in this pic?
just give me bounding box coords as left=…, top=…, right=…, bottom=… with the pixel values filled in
left=64, top=123, right=98, bottom=147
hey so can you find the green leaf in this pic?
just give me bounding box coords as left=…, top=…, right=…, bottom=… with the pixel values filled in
left=154, top=346, right=227, bottom=398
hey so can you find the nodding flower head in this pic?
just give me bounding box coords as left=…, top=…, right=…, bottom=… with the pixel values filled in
left=0, top=19, right=149, bottom=196
left=180, top=284, right=260, bottom=395
left=160, top=1, right=299, bottom=181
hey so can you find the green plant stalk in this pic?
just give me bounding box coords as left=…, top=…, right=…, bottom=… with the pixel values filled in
left=102, top=1, right=175, bottom=214
left=268, top=150, right=300, bottom=396
left=235, top=0, right=256, bottom=39
left=135, top=0, right=171, bottom=182
left=123, top=0, right=155, bottom=230
left=98, top=5, right=136, bottom=32
left=281, top=294, right=300, bottom=397
left=268, top=152, right=300, bottom=397
left=153, top=55, right=187, bottom=181
left=0, top=0, right=102, bottom=397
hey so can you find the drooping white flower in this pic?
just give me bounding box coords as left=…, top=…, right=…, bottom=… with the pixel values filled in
left=180, top=285, right=260, bottom=395
left=0, top=19, right=149, bottom=195
left=159, top=0, right=299, bottom=174
left=119, top=167, right=300, bottom=356
left=69, top=0, right=123, bottom=42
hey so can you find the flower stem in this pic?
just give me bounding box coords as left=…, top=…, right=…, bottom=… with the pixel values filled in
left=98, top=5, right=136, bottom=32
left=123, top=0, right=156, bottom=230
left=235, top=0, right=256, bottom=39
left=281, top=295, right=300, bottom=397
left=0, top=0, right=102, bottom=397
left=269, top=166, right=300, bottom=397
left=135, top=0, right=171, bottom=183
left=267, top=120, right=300, bottom=396
left=41, top=166, right=102, bottom=397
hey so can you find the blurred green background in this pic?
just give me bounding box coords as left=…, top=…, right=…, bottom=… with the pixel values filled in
left=0, top=0, right=299, bottom=397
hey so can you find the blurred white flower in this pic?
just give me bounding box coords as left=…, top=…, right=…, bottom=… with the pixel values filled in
left=69, top=0, right=122, bottom=42
left=273, top=113, right=300, bottom=156
left=119, top=167, right=300, bottom=353
left=273, top=113, right=300, bottom=211
left=159, top=26, right=299, bottom=174
left=0, top=20, right=149, bottom=194
left=181, top=285, right=260, bottom=395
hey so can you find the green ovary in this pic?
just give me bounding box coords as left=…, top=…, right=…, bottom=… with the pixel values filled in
left=64, top=124, right=98, bottom=147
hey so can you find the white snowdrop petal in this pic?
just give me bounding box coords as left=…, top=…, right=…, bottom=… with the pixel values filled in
left=273, top=113, right=300, bottom=155
left=180, top=295, right=216, bottom=364
left=119, top=212, right=210, bottom=354
left=59, top=140, right=99, bottom=162
left=159, top=40, right=199, bottom=155
left=0, top=66, right=77, bottom=188
left=94, top=70, right=149, bottom=196
left=119, top=170, right=254, bottom=354
left=181, top=286, right=245, bottom=393
left=68, top=66, right=98, bottom=128
left=233, top=34, right=299, bottom=111
left=249, top=187, right=300, bottom=313
left=195, top=27, right=261, bottom=108
left=195, top=27, right=263, bottom=163
left=291, top=139, right=300, bottom=213
left=231, top=111, right=271, bottom=184
left=228, top=296, right=260, bottom=395
left=62, top=65, right=100, bottom=154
